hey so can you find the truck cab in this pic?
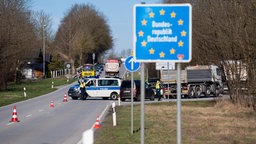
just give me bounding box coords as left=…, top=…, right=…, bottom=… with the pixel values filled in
left=105, top=59, right=120, bottom=78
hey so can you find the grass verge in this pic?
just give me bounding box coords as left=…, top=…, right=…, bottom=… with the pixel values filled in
left=95, top=100, right=256, bottom=144
left=0, top=77, right=75, bottom=107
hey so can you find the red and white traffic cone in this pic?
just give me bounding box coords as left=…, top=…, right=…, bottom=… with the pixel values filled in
left=50, top=100, right=54, bottom=108
left=63, top=92, right=68, bottom=102
left=93, top=116, right=100, bottom=129
left=10, top=105, right=19, bottom=122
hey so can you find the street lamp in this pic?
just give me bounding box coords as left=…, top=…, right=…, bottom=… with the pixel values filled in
left=42, top=25, right=46, bottom=78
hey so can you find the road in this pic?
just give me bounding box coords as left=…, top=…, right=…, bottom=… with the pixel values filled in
left=0, top=83, right=113, bottom=144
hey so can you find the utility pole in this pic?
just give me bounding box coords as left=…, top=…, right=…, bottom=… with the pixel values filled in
left=43, top=25, right=46, bottom=78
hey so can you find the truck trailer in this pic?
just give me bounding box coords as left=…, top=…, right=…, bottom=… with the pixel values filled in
left=161, top=65, right=224, bottom=98
left=161, top=70, right=188, bottom=98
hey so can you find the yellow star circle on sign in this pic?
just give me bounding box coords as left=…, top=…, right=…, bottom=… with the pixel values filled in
left=138, top=30, right=144, bottom=37
left=149, top=48, right=155, bottom=54
left=178, top=40, right=184, bottom=47
left=141, top=40, right=147, bottom=47
left=160, top=52, right=165, bottom=58
left=160, top=9, right=165, bottom=15
left=178, top=19, right=184, bottom=25
left=181, top=30, right=186, bottom=37
left=170, top=11, right=176, bottom=18
left=141, top=19, right=147, bottom=26
left=149, top=12, right=155, bottom=18
left=170, top=48, right=175, bottom=54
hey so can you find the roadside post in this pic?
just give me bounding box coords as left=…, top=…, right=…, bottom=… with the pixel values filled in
left=82, top=129, right=93, bottom=144
left=23, top=87, right=26, bottom=98
left=134, top=4, right=192, bottom=144
left=112, top=102, right=117, bottom=126
left=124, top=55, right=141, bottom=134
left=51, top=81, right=54, bottom=88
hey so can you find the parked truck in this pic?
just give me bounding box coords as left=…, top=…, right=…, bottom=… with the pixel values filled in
left=105, top=59, right=120, bottom=78
left=161, top=65, right=224, bottom=98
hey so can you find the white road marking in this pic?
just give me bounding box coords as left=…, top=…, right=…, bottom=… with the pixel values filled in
left=7, top=122, right=14, bottom=126
left=26, top=114, right=32, bottom=118
left=39, top=109, right=44, bottom=112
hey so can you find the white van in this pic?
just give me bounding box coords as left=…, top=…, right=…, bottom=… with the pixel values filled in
left=85, top=78, right=121, bottom=100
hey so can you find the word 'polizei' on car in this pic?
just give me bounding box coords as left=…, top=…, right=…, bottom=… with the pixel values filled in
left=68, top=78, right=121, bottom=100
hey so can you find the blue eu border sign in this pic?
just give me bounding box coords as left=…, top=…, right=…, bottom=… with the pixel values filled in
left=133, top=4, right=192, bottom=62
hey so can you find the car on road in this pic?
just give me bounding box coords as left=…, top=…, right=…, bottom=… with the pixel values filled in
left=68, top=83, right=81, bottom=100
left=85, top=77, right=121, bottom=100
left=119, top=80, right=155, bottom=101
left=68, top=78, right=89, bottom=100
left=68, top=78, right=121, bottom=100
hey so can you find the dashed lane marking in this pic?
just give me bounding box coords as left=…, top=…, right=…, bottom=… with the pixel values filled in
left=7, top=122, right=14, bottom=126
left=25, top=114, right=32, bottom=118
left=39, top=109, right=44, bottom=112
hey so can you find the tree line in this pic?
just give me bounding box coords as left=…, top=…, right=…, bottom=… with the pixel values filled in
left=53, top=4, right=113, bottom=71
left=0, top=0, right=113, bottom=90
left=164, top=0, right=256, bottom=110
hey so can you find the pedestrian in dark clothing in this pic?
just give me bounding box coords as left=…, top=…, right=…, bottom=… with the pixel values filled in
left=80, top=81, right=86, bottom=100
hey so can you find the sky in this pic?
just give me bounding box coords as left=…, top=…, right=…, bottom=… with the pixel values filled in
left=31, top=0, right=162, bottom=54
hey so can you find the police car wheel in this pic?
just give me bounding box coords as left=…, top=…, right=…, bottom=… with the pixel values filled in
left=110, top=93, right=118, bottom=100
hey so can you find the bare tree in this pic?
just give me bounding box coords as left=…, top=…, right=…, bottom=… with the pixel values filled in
left=0, top=0, right=38, bottom=89
left=164, top=0, right=256, bottom=109
left=53, top=4, right=113, bottom=73
left=32, top=10, right=53, bottom=52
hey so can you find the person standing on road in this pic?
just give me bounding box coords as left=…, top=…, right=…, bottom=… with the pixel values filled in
left=80, top=80, right=86, bottom=100
left=156, top=80, right=161, bottom=101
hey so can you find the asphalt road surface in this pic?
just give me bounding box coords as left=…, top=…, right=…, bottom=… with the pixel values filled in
left=0, top=83, right=113, bottom=144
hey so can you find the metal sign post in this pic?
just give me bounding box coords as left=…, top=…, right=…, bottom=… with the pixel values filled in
left=177, top=63, right=181, bottom=144
left=131, top=72, right=134, bottom=134
left=124, top=56, right=140, bottom=135
left=140, top=63, right=145, bottom=144
left=167, top=62, right=170, bottom=99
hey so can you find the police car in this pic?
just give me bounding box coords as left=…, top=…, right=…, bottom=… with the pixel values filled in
left=68, top=78, right=121, bottom=100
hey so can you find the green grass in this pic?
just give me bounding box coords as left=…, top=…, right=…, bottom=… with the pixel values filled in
left=94, top=101, right=256, bottom=144
left=0, top=77, right=75, bottom=107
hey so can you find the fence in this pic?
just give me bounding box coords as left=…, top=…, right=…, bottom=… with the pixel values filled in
left=50, top=69, right=72, bottom=78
